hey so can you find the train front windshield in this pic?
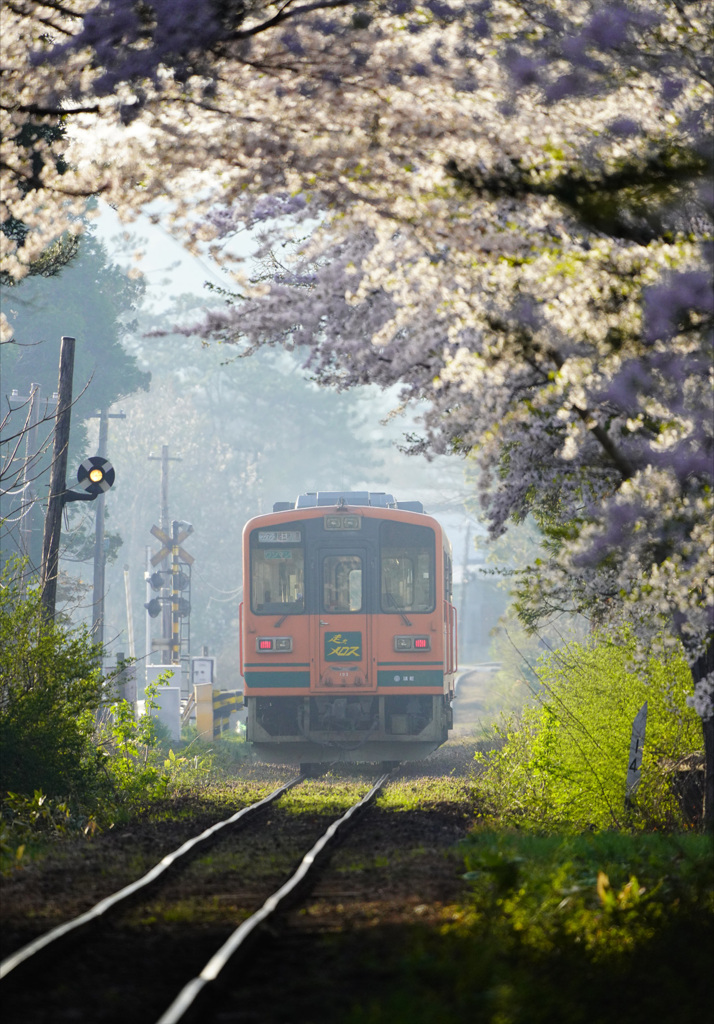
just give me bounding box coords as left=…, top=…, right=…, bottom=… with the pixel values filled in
left=322, top=555, right=363, bottom=612
left=380, top=521, right=435, bottom=613
left=248, top=517, right=436, bottom=615
left=251, top=528, right=305, bottom=613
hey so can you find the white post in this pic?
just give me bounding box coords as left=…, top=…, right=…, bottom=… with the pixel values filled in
left=144, top=545, right=152, bottom=696
left=124, top=564, right=136, bottom=660
left=626, top=701, right=648, bottom=805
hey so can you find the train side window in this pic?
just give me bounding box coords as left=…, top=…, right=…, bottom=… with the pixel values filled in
left=251, top=546, right=305, bottom=614
left=380, top=522, right=435, bottom=613
left=323, top=555, right=363, bottom=612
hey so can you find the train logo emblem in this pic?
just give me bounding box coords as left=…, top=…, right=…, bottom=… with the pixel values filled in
left=325, top=631, right=362, bottom=661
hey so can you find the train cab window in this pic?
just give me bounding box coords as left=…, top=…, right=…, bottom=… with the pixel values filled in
left=323, top=555, right=363, bottom=612
left=251, top=542, right=305, bottom=614
left=380, top=522, right=435, bottom=613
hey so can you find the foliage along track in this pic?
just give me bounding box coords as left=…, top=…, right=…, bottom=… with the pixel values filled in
left=210, top=771, right=478, bottom=1023
left=0, top=772, right=408, bottom=1024
left=0, top=776, right=302, bottom=984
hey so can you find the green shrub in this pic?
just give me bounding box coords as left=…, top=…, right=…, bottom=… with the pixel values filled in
left=0, top=570, right=222, bottom=864
left=458, top=830, right=714, bottom=987
left=0, top=568, right=107, bottom=802
left=98, top=677, right=214, bottom=809
left=475, top=629, right=702, bottom=830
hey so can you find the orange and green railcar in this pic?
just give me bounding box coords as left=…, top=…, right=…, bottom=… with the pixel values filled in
left=240, top=492, right=457, bottom=765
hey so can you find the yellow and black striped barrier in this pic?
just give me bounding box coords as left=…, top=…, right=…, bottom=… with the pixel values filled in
left=212, top=689, right=244, bottom=737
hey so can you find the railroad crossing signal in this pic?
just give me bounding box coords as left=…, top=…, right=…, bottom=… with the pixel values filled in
left=147, top=520, right=194, bottom=666
left=150, top=523, right=194, bottom=565
left=149, top=569, right=189, bottom=590
left=144, top=596, right=190, bottom=618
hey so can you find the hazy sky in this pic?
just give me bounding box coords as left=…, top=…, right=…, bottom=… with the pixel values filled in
left=94, top=202, right=238, bottom=309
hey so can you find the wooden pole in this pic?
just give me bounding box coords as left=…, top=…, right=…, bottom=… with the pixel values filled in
left=88, top=408, right=125, bottom=643
left=40, top=336, right=75, bottom=622
left=91, top=409, right=109, bottom=642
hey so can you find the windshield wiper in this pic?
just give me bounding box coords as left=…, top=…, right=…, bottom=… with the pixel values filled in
left=384, top=589, right=412, bottom=626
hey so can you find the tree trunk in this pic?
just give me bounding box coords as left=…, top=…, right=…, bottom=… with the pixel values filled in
left=691, top=639, right=714, bottom=833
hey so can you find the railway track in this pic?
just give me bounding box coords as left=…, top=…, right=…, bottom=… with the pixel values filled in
left=1, top=771, right=390, bottom=1024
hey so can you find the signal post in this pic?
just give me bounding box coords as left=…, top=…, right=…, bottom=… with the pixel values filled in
left=145, top=520, right=193, bottom=694
left=40, top=336, right=116, bottom=622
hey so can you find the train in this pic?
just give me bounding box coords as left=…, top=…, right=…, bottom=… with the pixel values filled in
left=240, top=491, right=457, bottom=766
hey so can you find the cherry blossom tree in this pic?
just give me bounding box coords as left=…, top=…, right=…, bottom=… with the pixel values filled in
left=175, top=0, right=712, bottom=813
left=3, top=0, right=712, bottom=817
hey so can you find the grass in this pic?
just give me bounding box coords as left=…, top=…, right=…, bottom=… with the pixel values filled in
left=459, top=830, right=713, bottom=952
left=0, top=775, right=292, bottom=876
left=3, top=753, right=713, bottom=1022
left=279, top=776, right=372, bottom=815
left=332, top=829, right=714, bottom=1024
left=206, top=818, right=712, bottom=1024
left=376, top=776, right=473, bottom=811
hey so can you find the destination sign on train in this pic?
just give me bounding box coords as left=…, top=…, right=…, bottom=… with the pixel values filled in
left=258, top=531, right=301, bottom=543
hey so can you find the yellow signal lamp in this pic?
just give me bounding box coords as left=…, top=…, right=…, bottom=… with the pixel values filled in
left=76, top=456, right=115, bottom=497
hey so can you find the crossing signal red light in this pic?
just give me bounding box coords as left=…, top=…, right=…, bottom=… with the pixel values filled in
left=149, top=570, right=189, bottom=591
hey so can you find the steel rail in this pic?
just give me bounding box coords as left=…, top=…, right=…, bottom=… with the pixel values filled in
left=0, top=775, right=303, bottom=981
left=155, top=772, right=390, bottom=1024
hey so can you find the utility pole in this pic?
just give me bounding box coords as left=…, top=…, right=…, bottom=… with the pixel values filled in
left=148, top=443, right=179, bottom=535
left=161, top=444, right=170, bottom=536
left=39, top=338, right=116, bottom=624
left=89, top=408, right=126, bottom=644
left=40, top=337, right=76, bottom=622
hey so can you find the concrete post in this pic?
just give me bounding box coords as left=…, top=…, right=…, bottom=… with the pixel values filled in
left=195, top=682, right=214, bottom=740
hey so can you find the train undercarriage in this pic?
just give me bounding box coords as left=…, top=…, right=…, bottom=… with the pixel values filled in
left=246, top=693, right=453, bottom=764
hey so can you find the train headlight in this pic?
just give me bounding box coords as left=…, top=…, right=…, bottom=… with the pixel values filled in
left=256, top=636, right=293, bottom=652
left=324, top=515, right=362, bottom=530
left=394, top=636, right=431, bottom=651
